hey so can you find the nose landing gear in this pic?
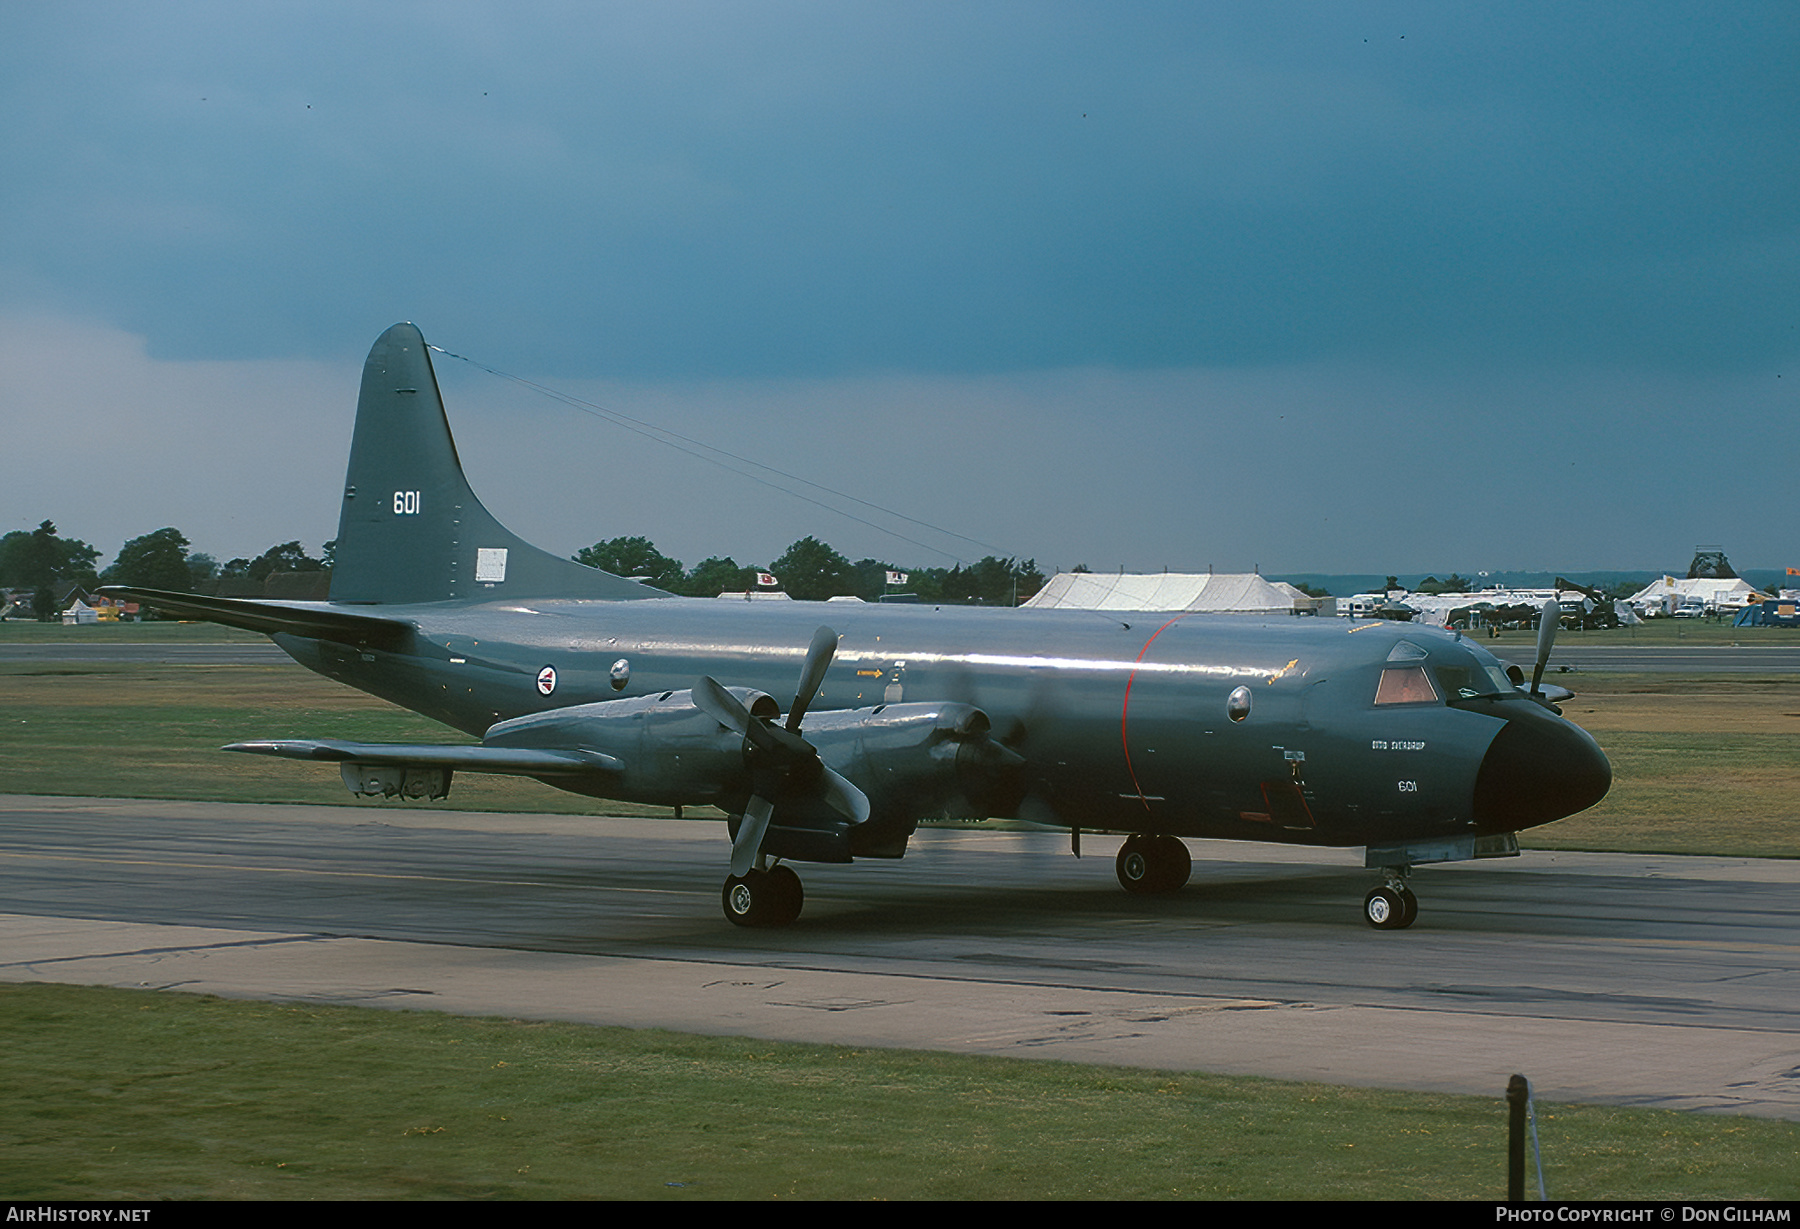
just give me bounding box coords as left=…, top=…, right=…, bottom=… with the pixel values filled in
left=1363, top=876, right=1418, bottom=929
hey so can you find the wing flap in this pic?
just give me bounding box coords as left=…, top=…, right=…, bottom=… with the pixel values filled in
left=225, top=739, right=623, bottom=777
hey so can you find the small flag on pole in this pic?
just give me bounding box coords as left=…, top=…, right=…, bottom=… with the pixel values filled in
left=756, top=572, right=779, bottom=587
left=886, top=570, right=908, bottom=586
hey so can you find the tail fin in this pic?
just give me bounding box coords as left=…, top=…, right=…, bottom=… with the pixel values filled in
left=329, top=323, right=663, bottom=605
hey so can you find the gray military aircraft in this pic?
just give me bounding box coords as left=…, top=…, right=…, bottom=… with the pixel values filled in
left=100, top=323, right=1611, bottom=930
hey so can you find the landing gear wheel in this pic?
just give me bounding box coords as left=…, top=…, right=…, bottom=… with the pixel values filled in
left=1364, top=885, right=1416, bottom=930
left=1152, top=835, right=1192, bottom=891
left=723, top=867, right=804, bottom=928
left=1116, top=835, right=1191, bottom=895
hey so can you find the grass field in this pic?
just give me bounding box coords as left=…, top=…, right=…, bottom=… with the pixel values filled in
left=3, top=983, right=1794, bottom=1201
left=1522, top=672, right=1800, bottom=857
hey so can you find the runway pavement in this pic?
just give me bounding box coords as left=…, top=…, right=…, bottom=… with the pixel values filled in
left=3, top=794, right=1797, bottom=1119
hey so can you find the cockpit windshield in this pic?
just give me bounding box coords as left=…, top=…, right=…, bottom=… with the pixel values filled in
left=1374, top=639, right=1518, bottom=706
left=1437, top=643, right=1519, bottom=700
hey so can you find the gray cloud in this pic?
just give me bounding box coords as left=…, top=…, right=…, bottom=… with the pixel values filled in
left=3, top=4, right=1795, bottom=574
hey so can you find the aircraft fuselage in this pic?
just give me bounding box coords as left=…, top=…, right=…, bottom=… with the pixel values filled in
left=275, top=595, right=1606, bottom=849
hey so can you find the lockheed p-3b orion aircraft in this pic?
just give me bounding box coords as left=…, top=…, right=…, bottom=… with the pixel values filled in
left=101, top=324, right=1611, bottom=930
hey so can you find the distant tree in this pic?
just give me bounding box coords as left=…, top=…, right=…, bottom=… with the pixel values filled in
left=1293, top=581, right=1331, bottom=598
left=104, top=528, right=194, bottom=593
left=1384, top=575, right=1401, bottom=592
left=2, top=521, right=101, bottom=619
left=1070, top=563, right=1092, bottom=574
left=940, top=556, right=1045, bottom=605
left=187, top=552, right=220, bottom=590
left=0, top=531, right=27, bottom=590
left=769, top=537, right=857, bottom=601
left=247, top=541, right=322, bottom=583
left=676, top=556, right=757, bottom=597
left=575, top=536, right=684, bottom=590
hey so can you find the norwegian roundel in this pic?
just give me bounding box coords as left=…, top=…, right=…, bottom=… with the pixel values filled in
left=536, top=665, right=557, bottom=696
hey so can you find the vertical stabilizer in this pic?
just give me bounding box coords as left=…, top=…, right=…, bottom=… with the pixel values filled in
left=330, top=323, right=663, bottom=605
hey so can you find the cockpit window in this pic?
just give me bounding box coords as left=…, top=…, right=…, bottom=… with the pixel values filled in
left=1433, top=663, right=1512, bottom=699
left=1375, top=665, right=1439, bottom=705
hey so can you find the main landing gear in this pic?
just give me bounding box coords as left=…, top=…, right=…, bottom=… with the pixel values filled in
left=1115, top=834, right=1192, bottom=895
left=1363, top=875, right=1418, bottom=930
left=722, top=864, right=804, bottom=928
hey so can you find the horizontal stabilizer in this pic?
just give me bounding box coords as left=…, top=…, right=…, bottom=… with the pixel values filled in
left=225, top=739, right=623, bottom=777
left=94, top=586, right=413, bottom=650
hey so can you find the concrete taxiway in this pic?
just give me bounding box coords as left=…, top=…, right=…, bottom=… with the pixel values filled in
left=2, top=794, right=1797, bottom=1119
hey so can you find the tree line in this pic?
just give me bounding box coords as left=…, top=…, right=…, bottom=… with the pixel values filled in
left=0, top=520, right=1045, bottom=618
left=0, top=522, right=330, bottom=619
left=574, top=535, right=1046, bottom=605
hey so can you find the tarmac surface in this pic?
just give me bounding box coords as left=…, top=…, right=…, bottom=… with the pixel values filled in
left=3, top=794, right=1798, bottom=1119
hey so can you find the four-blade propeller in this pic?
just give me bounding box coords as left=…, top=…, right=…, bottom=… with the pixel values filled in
left=693, top=625, right=871, bottom=876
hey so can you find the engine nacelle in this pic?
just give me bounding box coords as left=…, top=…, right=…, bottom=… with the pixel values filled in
left=803, top=701, right=1023, bottom=822
left=481, top=692, right=1019, bottom=862
left=483, top=687, right=776, bottom=806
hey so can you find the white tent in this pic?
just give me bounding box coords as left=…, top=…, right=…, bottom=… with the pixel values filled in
left=1625, top=575, right=1760, bottom=615
left=1022, top=572, right=1303, bottom=613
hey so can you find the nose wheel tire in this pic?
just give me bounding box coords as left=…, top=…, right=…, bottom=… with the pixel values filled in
left=723, top=866, right=805, bottom=927
left=1116, top=835, right=1192, bottom=895
left=1364, top=885, right=1418, bottom=930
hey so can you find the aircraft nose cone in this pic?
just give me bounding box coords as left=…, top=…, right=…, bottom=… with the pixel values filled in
left=1472, top=707, right=1611, bottom=831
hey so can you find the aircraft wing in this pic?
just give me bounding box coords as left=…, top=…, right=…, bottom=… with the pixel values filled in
left=225, top=739, right=622, bottom=777
left=94, top=586, right=412, bottom=651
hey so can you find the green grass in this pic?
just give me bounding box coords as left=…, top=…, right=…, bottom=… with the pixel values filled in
left=0, top=660, right=690, bottom=816
left=0, top=619, right=268, bottom=642
left=1523, top=673, right=1800, bottom=857
left=2, top=983, right=1794, bottom=1201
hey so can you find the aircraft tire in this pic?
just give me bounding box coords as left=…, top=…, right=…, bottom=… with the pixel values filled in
left=1117, top=836, right=1188, bottom=895
left=722, top=867, right=805, bottom=927
left=1363, top=886, right=1415, bottom=930
left=768, top=864, right=804, bottom=925
left=1116, top=838, right=1157, bottom=894
left=1153, top=835, right=1192, bottom=891
left=1397, top=886, right=1418, bottom=929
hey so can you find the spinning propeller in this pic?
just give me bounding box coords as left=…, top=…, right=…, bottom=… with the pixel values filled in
left=693, top=625, right=871, bottom=876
